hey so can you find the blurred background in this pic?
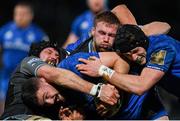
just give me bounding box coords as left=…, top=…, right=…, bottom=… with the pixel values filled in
left=0, top=0, right=180, bottom=46
left=0, top=0, right=179, bottom=119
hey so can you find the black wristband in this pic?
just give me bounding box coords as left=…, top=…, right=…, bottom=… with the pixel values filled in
left=95, top=83, right=103, bottom=97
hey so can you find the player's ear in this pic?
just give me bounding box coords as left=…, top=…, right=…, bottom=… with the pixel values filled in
left=91, top=27, right=95, bottom=36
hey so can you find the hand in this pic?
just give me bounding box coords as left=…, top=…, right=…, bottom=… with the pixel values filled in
left=59, top=107, right=84, bottom=120
left=76, top=56, right=102, bottom=77
left=99, top=84, right=120, bottom=105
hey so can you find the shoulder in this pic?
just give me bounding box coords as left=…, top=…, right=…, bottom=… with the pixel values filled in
left=0, top=21, right=14, bottom=31
left=148, top=34, right=177, bottom=51
left=73, top=10, right=90, bottom=23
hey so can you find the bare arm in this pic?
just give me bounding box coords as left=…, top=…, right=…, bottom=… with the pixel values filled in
left=37, top=65, right=119, bottom=105
left=38, top=65, right=93, bottom=94
left=109, top=67, right=165, bottom=95
left=112, top=4, right=171, bottom=36
left=111, top=4, right=137, bottom=25
left=63, top=33, right=78, bottom=49
left=141, top=21, right=171, bottom=36
left=76, top=54, right=165, bottom=95
left=76, top=52, right=130, bottom=77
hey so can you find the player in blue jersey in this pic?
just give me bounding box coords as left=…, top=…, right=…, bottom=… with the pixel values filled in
left=58, top=52, right=168, bottom=120
left=19, top=41, right=168, bottom=119
left=63, top=0, right=108, bottom=48
left=65, top=4, right=171, bottom=53
left=76, top=24, right=180, bottom=118
left=20, top=49, right=168, bottom=119
left=0, top=1, right=48, bottom=114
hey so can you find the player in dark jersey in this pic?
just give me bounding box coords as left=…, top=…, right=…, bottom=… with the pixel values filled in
left=1, top=41, right=119, bottom=120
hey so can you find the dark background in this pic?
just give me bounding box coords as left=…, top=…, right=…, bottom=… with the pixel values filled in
left=0, top=0, right=179, bottom=119
left=0, top=0, right=180, bottom=46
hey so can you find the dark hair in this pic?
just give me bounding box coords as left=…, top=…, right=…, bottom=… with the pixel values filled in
left=113, top=24, right=149, bottom=53
left=15, top=1, right=34, bottom=13
left=94, top=11, right=120, bottom=27
left=28, top=41, right=68, bottom=62
left=21, top=77, right=40, bottom=107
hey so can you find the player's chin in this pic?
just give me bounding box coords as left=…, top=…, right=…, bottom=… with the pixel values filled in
left=140, top=58, right=146, bottom=65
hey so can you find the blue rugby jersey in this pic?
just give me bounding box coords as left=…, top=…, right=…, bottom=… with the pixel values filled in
left=58, top=52, right=167, bottom=119
left=146, top=34, right=180, bottom=97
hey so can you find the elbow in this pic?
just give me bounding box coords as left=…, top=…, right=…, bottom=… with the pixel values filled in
left=135, top=88, right=146, bottom=96
left=131, top=84, right=149, bottom=96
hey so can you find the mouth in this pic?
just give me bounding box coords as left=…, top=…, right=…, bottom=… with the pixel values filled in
left=99, top=44, right=112, bottom=50
left=135, top=56, right=146, bottom=65
left=46, top=60, right=57, bottom=66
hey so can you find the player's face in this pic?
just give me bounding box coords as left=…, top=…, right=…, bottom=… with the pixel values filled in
left=36, top=79, right=65, bottom=106
left=126, top=47, right=147, bottom=65
left=39, top=47, right=60, bottom=66
left=14, top=5, right=33, bottom=28
left=87, top=0, right=106, bottom=13
left=92, top=21, right=118, bottom=52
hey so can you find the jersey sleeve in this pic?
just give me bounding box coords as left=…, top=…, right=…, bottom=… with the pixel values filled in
left=20, top=56, right=47, bottom=76
left=146, top=36, right=176, bottom=72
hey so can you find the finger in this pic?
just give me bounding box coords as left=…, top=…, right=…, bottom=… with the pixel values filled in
left=79, top=70, right=89, bottom=75
left=107, top=96, right=117, bottom=105
left=107, top=84, right=115, bottom=89
left=105, top=99, right=115, bottom=105
left=76, top=64, right=86, bottom=71
left=115, top=92, right=120, bottom=99
left=78, top=58, right=89, bottom=64
left=89, top=56, right=99, bottom=61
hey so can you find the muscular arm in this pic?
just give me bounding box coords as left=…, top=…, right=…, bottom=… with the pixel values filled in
left=111, top=4, right=137, bottom=25
left=112, top=4, right=171, bottom=36
left=21, top=56, right=119, bottom=105
left=76, top=53, right=165, bottom=95
left=99, top=52, right=130, bottom=74
left=109, top=67, right=165, bottom=95
left=37, top=65, right=93, bottom=94
left=38, top=65, right=120, bottom=105
left=141, top=21, right=171, bottom=36
left=77, top=52, right=130, bottom=77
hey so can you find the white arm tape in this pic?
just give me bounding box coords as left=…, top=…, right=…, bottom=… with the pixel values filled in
left=98, top=65, right=115, bottom=80
left=89, top=84, right=99, bottom=96
left=89, top=83, right=103, bottom=96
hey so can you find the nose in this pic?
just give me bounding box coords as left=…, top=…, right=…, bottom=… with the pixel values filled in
left=103, top=35, right=110, bottom=43
left=45, top=98, right=55, bottom=105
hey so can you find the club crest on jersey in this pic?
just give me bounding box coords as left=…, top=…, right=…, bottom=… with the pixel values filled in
left=150, top=50, right=166, bottom=65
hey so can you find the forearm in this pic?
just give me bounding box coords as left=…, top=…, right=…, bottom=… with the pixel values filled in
left=48, top=68, right=94, bottom=94
left=108, top=72, right=147, bottom=95
left=55, top=68, right=93, bottom=94
left=107, top=68, right=164, bottom=95
left=38, top=65, right=120, bottom=105
left=40, top=67, right=93, bottom=94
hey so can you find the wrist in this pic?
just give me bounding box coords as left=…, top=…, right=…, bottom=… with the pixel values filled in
left=98, top=65, right=115, bottom=80
left=89, top=83, right=103, bottom=97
